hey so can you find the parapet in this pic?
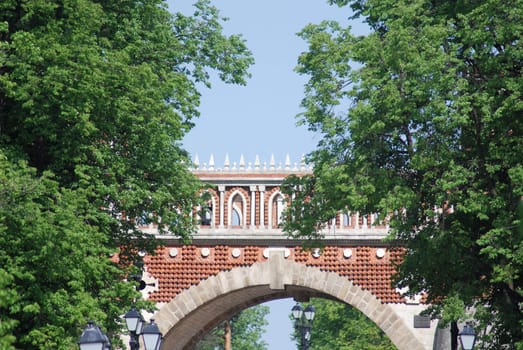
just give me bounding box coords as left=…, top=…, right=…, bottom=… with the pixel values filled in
left=189, top=154, right=313, bottom=174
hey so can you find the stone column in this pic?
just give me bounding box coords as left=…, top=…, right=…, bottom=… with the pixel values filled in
left=250, top=185, right=257, bottom=229
left=218, top=185, right=225, bottom=229
left=258, top=185, right=265, bottom=229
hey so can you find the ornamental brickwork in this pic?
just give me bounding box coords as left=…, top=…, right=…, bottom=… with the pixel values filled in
left=139, top=155, right=438, bottom=350
left=144, top=245, right=404, bottom=304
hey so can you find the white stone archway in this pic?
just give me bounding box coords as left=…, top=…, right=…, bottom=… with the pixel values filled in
left=154, top=251, right=436, bottom=350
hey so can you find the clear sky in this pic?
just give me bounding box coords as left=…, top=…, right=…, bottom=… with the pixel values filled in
left=166, top=1, right=366, bottom=348
left=167, top=0, right=368, bottom=167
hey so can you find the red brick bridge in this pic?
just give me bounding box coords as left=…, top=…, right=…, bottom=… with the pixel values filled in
left=138, top=155, right=439, bottom=350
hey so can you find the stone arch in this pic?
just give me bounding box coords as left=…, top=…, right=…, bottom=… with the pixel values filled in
left=154, top=253, right=432, bottom=350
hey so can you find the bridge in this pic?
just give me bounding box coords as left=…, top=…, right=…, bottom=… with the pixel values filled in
left=137, top=155, right=443, bottom=350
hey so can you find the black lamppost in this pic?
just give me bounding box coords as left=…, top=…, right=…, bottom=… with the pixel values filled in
left=79, top=308, right=163, bottom=350
left=291, top=302, right=315, bottom=350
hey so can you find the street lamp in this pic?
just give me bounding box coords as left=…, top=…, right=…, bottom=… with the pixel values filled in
left=459, top=323, right=476, bottom=350
left=291, top=303, right=303, bottom=320
left=124, top=308, right=144, bottom=350
left=78, top=321, right=108, bottom=350
left=101, top=331, right=112, bottom=350
left=291, top=302, right=315, bottom=350
left=79, top=308, right=163, bottom=350
left=142, top=319, right=163, bottom=350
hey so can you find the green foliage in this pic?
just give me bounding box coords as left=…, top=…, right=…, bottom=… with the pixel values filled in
left=0, top=0, right=253, bottom=248
left=302, top=298, right=396, bottom=350
left=0, top=0, right=253, bottom=348
left=196, top=305, right=269, bottom=350
left=230, top=304, right=269, bottom=350
left=0, top=155, right=140, bottom=349
left=283, top=0, right=523, bottom=347
left=0, top=268, right=17, bottom=350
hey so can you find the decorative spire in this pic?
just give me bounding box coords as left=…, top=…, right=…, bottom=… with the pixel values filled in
left=224, top=154, right=230, bottom=170
left=209, top=154, right=215, bottom=170
left=270, top=154, right=276, bottom=170
left=193, top=154, right=200, bottom=168
left=239, top=154, right=245, bottom=170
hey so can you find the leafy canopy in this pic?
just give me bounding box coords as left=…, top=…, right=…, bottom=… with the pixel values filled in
left=0, top=0, right=253, bottom=348
left=283, top=0, right=523, bottom=347
left=300, top=298, right=396, bottom=350
left=195, top=305, right=269, bottom=350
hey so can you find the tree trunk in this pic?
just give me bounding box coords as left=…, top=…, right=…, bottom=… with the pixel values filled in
left=224, top=320, right=232, bottom=350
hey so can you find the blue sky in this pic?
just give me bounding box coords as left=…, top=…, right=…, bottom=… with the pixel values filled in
left=167, top=0, right=368, bottom=167
left=166, top=1, right=366, bottom=348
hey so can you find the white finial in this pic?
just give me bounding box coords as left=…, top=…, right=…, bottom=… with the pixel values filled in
left=209, top=154, right=215, bottom=170
left=270, top=154, right=275, bottom=170
left=254, top=155, right=261, bottom=170
left=224, top=154, right=230, bottom=170
left=193, top=154, right=200, bottom=169
left=239, top=154, right=245, bottom=169
left=285, top=154, right=291, bottom=170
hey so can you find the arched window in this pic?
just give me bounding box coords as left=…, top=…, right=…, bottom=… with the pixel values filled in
left=232, top=207, right=241, bottom=226
left=135, top=211, right=149, bottom=227
left=269, top=192, right=286, bottom=228
left=276, top=195, right=285, bottom=225
left=360, top=214, right=368, bottom=228
left=342, top=212, right=351, bottom=227
left=200, top=205, right=212, bottom=226
left=230, top=193, right=244, bottom=227
left=198, top=191, right=215, bottom=227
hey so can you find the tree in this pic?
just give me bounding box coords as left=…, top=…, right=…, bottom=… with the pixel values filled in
left=298, top=298, right=396, bottom=350
left=196, top=305, right=269, bottom=350
left=0, top=155, right=141, bottom=349
left=283, top=0, right=523, bottom=348
left=0, top=268, right=17, bottom=350
left=0, top=0, right=253, bottom=348
left=1, top=0, right=253, bottom=251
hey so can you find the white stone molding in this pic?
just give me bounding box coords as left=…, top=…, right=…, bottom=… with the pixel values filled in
left=250, top=185, right=257, bottom=229
left=218, top=185, right=225, bottom=229
left=258, top=185, right=266, bottom=229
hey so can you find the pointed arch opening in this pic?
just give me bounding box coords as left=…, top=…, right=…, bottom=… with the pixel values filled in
left=267, top=191, right=286, bottom=229
left=227, top=190, right=247, bottom=228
